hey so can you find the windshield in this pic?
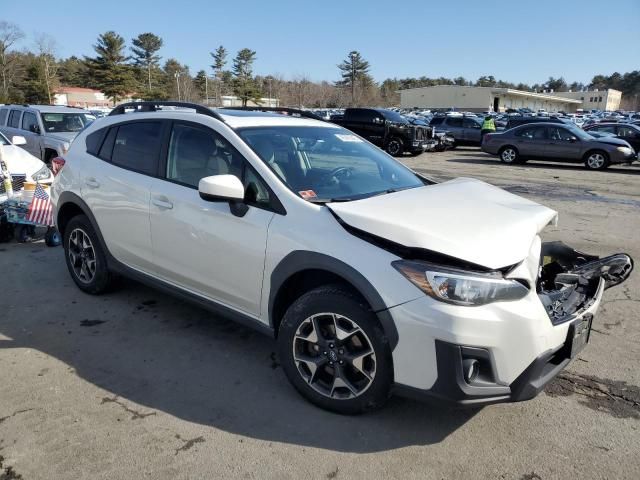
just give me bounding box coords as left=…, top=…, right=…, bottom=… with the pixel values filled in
left=382, top=110, right=409, bottom=124
left=41, top=112, right=93, bottom=133
left=238, top=126, right=425, bottom=202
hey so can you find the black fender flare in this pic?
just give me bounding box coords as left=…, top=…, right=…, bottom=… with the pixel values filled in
left=269, top=251, right=399, bottom=350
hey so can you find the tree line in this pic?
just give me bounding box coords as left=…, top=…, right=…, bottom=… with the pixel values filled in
left=1, top=21, right=639, bottom=109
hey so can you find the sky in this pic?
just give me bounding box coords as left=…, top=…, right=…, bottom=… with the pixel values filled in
left=3, top=0, right=639, bottom=85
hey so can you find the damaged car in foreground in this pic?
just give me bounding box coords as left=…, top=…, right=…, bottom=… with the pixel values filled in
left=51, top=102, right=633, bottom=414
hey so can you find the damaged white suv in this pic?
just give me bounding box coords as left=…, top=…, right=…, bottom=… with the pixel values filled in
left=50, top=102, right=633, bottom=414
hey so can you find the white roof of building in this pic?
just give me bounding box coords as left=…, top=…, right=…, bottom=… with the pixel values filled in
left=398, top=85, right=582, bottom=104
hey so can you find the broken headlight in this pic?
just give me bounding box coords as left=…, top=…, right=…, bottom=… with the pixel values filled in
left=393, top=260, right=529, bottom=306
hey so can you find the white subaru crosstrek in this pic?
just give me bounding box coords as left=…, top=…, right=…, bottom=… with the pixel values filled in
left=50, top=102, right=633, bottom=414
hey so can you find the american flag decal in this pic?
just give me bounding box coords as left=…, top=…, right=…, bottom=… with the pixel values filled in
left=26, top=183, right=53, bottom=226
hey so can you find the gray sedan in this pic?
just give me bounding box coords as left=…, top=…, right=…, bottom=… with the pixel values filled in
left=481, top=122, right=636, bottom=170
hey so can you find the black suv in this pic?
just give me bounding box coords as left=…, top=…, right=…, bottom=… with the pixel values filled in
left=429, top=115, right=483, bottom=146
left=331, top=108, right=428, bottom=156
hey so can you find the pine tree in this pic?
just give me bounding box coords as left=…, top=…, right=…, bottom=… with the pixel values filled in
left=336, top=51, right=372, bottom=105
left=210, top=45, right=227, bottom=105
left=131, top=32, right=163, bottom=92
left=232, top=48, right=261, bottom=107
left=85, top=31, right=135, bottom=105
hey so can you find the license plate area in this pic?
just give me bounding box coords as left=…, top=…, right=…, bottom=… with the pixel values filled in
left=567, top=314, right=593, bottom=358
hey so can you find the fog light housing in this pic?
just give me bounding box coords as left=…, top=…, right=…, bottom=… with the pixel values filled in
left=462, top=359, right=479, bottom=383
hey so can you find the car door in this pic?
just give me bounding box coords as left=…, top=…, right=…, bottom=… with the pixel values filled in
left=616, top=125, right=640, bottom=152
left=81, top=120, right=164, bottom=273
left=462, top=118, right=482, bottom=143
left=19, top=111, right=44, bottom=159
left=547, top=126, right=581, bottom=160
left=4, top=109, right=23, bottom=145
left=444, top=117, right=464, bottom=141
left=149, top=120, right=276, bottom=317
left=512, top=125, right=548, bottom=157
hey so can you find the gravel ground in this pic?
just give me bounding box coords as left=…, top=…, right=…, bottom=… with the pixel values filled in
left=1, top=148, right=639, bottom=480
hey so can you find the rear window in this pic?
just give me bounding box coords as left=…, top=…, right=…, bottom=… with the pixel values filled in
left=430, top=117, right=445, bottom=126
left=8, top=110, right=21, bottom=128
left=446, top=117, right=463, bottom=127
left=111, top=122, right=163, bottom=175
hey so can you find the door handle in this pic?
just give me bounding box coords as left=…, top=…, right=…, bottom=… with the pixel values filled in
left=85, top=177, right=100, bottom=188
left=152, top=197, right=173, bottom=210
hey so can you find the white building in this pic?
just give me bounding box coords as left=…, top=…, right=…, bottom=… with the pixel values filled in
left=220, top=96, right=279, bottom=107
left=550, top=89, right=621, bottom=112
left=399, top=85, right=584, bottom=113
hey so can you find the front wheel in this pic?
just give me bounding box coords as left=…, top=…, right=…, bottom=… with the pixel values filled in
left=500, top=146, right=520, bottom=164
left=277, top=285, right=393, bottom=414
left=584, top=151, right=610, bottom=170
left=385, top=138, right=404, bottom=156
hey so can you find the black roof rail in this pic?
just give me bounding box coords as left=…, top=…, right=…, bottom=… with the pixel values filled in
left=109, top=101, right=225, bottom=123
left=221, top=106, right=324, bottom=121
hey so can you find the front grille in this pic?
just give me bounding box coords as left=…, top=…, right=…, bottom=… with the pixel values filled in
left=413, top=126, right=428, bottom=141
left=0, top=174, right=26, bottom=195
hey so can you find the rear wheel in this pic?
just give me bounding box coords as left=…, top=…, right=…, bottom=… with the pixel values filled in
left=63, top=215, right=113, bottom=294
left=277, top=285, right=393, bottom=414
left=584, top=151, right=610, bottom=170
left=499, top=146, right=520, bottom=164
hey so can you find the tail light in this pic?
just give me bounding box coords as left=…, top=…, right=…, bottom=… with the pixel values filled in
left=51, top=156, right=66, bottom=176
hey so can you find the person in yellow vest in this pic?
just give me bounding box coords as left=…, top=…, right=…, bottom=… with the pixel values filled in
left=481, top=115, right=496, bottom=140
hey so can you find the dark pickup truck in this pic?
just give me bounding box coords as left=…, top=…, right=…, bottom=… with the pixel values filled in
left=330, top=108, right=431, bottom=156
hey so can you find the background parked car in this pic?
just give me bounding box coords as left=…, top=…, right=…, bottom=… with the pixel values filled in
left=505, top=115, right=572, bottom=130
left=0, top=105, right=95, bottom=165
left=0, top=132, right=53, bottom=201
left=583, top=122, right=640, bottom=153
left=482, top=122, right=636, bottom=169
left=429, top=115, right=483, bottom=146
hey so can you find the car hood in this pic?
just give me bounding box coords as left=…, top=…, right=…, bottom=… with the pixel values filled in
left=46, top=132, right=78, bottom=143
left=0, top=144, right=47, bottom=177
left=591, top=136, right=631, bottom=148
left=327, top=178, right=558, bottom=270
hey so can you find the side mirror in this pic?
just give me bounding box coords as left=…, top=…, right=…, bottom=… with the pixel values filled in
left=11, top=135, right=27, bottom=146
left=198, top=174, right=248, bottom=216
left=569, top=136, right=578, bottom=142
left=29, top=124, right=41, bottom=134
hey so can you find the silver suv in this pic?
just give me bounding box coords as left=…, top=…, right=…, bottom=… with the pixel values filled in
left=0, top=105, right=95, bottom=165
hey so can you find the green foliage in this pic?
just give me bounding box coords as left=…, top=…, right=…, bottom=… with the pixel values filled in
left=131, top=32, right=163, bottom=91
left=85, top=31, right=136, bottom=104
left=232, top=48, right=261, bottom=106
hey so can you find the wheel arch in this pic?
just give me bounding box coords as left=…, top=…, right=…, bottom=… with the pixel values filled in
left=269, top=251, right=399, bottom=350
left=56, top=192, right=110, bottom=256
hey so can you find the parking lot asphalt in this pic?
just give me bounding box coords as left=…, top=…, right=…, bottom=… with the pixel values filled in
left=1, top=149, right=639, bottom=480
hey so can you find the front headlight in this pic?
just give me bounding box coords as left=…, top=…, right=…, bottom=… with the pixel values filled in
left=32, top=165, right=52, bottom=182
left=616, top=146, right=632, bottom=154
left=392, top=260, right=529, bottom=306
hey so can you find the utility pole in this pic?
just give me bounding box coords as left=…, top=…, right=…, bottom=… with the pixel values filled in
left=174, top=71, right=181, bottom=101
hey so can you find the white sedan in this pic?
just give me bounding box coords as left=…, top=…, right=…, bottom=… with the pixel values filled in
left=0, top=133, right=53, bottom=201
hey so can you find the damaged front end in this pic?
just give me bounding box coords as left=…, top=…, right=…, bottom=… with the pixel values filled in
left=538, top=242, right=634, bottom=324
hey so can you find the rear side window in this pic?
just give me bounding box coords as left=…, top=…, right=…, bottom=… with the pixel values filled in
left=21, top=112, right=38, bottom=132
left=8, top=110, right=21, bottom=128
left=515, top=126, right=547, bottom=139
left=446, top=117, right=463, bottom=127
left=98, top=127, right=117, bottom=160
left=111, top=122, right=163, bottom=175
left=430, top=117, right=445, bottom=126
left=0, top=109, right=7, bottom=125
left=86, top=128, right=108, bottom=155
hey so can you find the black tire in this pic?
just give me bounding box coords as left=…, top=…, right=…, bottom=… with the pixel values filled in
left=63, top=215, right=113, bottom=294
left=448, top=141, right=457, bottom=150
left=499, top=145, right=521, bottom=164
left=584, top=150, right=610, bottom=170
left=385, top=138, right=404, bottom=157
left=277, top=285, right=393, bottom=414
left=44, top=227, right=61, bottom=247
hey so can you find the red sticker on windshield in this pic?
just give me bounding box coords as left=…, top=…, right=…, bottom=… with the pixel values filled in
left=299, top=190, right=317, bottom=199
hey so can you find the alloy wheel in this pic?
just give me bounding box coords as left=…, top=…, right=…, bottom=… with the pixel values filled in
left=501, top=148, right=517, bottom=163
left=292, top=312, right=377, bottom=400
left=68, top=228, right=97, bottom=284
left=587, top=153, right=606, bottom=169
